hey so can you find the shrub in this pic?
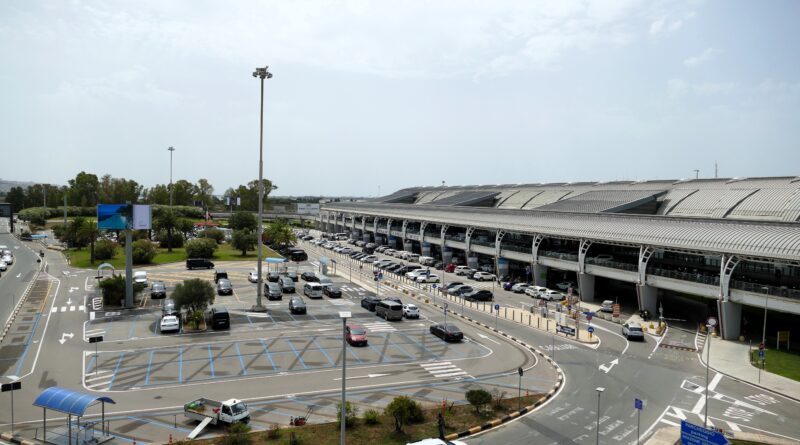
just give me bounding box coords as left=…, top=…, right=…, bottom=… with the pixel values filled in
left=265, top=423, right=282, bottom=439
left=491, top=388, right=507, bottom=410
left=94, top=239, right=118, bottom=260
left=155, top=230, right=184, bottom=248
left=384, top=396, right=424, bottom=433
left=363, top=409, right=379, bottom=425
left=172, top=279, right=215, bottom=314
left=200, top=227, right=225, bottom=244
left=131, top=239, right=157, bottom=264
left=337, top=401, right=358, bottom=428
left=185, top=238, right=218, bottom=258
left=466, top=388, right=492, bottom=414
left=221, top=421, right=251, bottom=445
left=98, top=275, right=146, bottom=306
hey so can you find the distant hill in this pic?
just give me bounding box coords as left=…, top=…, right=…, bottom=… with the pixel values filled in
left=0, top=179, right=36, bottom=193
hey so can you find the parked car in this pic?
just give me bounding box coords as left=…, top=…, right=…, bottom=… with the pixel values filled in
left=503, top=281, right=518, bottom=291
left=303, top=282, right=324, bottom=298
left=289, top=297, right=307, bottom=314
left=417, top=274, right=439, bottom=283
left=2, top=254, right=13, bottom=265
left=473, top=271, right=496, bottom=281
left=133, top=271, right=148, bottom=286
left=265, top=282, right=282, bottom=300
left=403, top=304, right=420, bottom=319
left=323, top=284, right=342, bottom=298
left=444, top=282, right=464, bottom=291
left=360, top=295, right=382, bottom=311
left=622, top=322, right=645, bottom=340
left=160, top=315, right=180, bottom=333
left=454, top=266, right=471, bottom=276
left=216, top=279, right=233, bottom=295
left=150, top=281, right=167, bottom=299
left=186, top=258, right=215, bottom=270
left=556, top=281, right=577, bottom=291
left=600, top=300, right=614, bottom=313
left=406, top=269, right=430, bottom=279
left=525, top=286, right=548, bottom=298
left=301, top=272, right=318, bottom=282
left=430, top=324, right=463, bottom=342
left=207, top=306, right=230, bottom=330
left=539, top=290, right=564, bottom=301
left=375, top=300, right=403, bottom=321
left=346, top=324, right=368, bottom=346
left=248, top=270, right=261, bottom=283
left=279, top=276, right=296, bottom=293
left=464, top=289, right=493, bottom=301
left=511, top=283, right=530, bottom=293
left=213, top=270, right=228, bottom=283
left=433, top=261, right=443, bottom=270
left=448, top=285, right=474, bottom=296
left=285, top=271, right=299, bottom=282
left=267, top=271, right=280, bottom=282
left=162, top=299, right=178, bottom=317
left=361, top=255, right=378, bottom=263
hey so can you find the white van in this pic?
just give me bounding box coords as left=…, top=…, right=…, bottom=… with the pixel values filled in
left=303, top=282, right=323, bottom=298
left=318, top=275, right=333, bottom=286
left=133, top=271, right=148, bottom=286
left=408, top=254, right=420, bottom=263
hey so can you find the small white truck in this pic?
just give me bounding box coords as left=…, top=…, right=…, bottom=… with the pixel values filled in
left=184, top=398, right=250, bottom=439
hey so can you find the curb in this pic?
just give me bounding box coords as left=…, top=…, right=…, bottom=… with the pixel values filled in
left=0, top=261, right=44, bottom=344
left=1, top=432, right=38, bottom=445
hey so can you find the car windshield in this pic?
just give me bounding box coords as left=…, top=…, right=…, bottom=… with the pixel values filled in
left=407, top=305, right=417, bottom=310
left=445, top=325, right=461, bottom=333
left=350, top=329, right=366, bottom=335
left=231, top=402, right=247, bottom=415
left=153, top=284, right=165, bottom=291
left=629, top=326, right=643, bottom=332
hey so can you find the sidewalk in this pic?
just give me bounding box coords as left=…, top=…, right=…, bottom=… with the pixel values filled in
left=707, top=336, right=800, bottom=401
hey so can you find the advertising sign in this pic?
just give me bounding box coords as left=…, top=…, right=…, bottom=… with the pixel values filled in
left=557, top=325, right=576, bottom=336
left=97, top=204, right=132, bottom=230
left=0, top=203, right=11, bottom=218
left=296, top=203, right=320, bottom=215
left=680, top=420, right=729, bottom=445
left=132, top=205, right=152, bottom=230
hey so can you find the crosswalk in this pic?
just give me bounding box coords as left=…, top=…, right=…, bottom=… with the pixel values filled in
left=362, top=321, right=397, bottom=333
left=340, top=286, right=365, bottom=293
left=52, top=304, right=86, bottom=313
left=329, top=299, right=355, bottom=306
left=419, top=361, right=470, bottom=379
left=84, top=369, right=113, bottom=391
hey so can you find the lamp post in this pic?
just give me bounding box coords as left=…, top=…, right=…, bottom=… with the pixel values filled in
left=339, top=311, right=351, bottom=445
left=596, top=387, right=605, bottom=445
left=252, top=65, right=272, bottom=312
left=167, top=146, right=175, bottom=206
left=704, top=323, right=713, bottom=427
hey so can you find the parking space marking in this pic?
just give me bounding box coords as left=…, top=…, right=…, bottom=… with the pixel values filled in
left=108, top=352, right=126, bottom=390
left=284, top=338, right=309, bottom=370
left=235, top=342, right=248, bottom=375
left=259, top=338, right=279, bottom=371
left=312, top=338, right=337, bottom=367
left=145, top=351, right=155, bottom=385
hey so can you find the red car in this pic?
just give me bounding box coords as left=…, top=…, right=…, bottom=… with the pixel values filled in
left=445, top=263, right=457, bottom=273
left=346, top=324, right=368, bottom=346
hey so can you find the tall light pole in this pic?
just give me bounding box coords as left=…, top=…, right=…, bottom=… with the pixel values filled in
left=252, top=65, right=272, bottom=312
left=339, top=311, right=351, bottom=445
left=168, top=146, right=175, bottom=206
left=704, top=323, right=712, bottom=427
left=596, top=387, right=605, bottom=445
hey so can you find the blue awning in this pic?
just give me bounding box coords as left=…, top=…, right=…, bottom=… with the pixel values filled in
left=265, top=258, right=288, bottom=263
left=33, top=387, right=115, bottom=416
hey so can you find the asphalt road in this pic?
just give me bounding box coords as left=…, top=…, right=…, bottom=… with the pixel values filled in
left=305, top=236, right=800, bottom=444
left=0, top=220, right=41, bottom=337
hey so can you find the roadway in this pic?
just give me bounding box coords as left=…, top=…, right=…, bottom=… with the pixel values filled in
left=0, top=218, right=41, bottom=343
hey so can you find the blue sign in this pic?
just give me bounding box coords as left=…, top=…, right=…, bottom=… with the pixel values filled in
left=587, top=326, right=595, bottom=333
left=494, top=304, right=500, bottom=311
left=97, top=204, right=132, bottom=230
left=557, top=325, right=576, bottom=336
left=758, top=349, right=765, bottom=359
left=680, top=420, right=729, bottom=445
left=635, top=398, right=643, bottom=410
left=30, top=234, right=48, bottom=239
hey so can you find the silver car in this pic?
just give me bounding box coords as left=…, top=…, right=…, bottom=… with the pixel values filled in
left=622, top=322, right=645, bottom=341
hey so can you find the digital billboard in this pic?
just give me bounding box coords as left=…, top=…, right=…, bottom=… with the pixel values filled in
left=132, top=205, right=152, bottom=230
left=97, top=204, right=132, bottom=230
left=0, top=203, right=11, bottom=218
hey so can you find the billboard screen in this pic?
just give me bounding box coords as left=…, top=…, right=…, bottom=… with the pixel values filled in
left=0, top=203, right=11, bottom=218
left=97, top=204, right=132, bottom=230
left=132, top=205, right=152, bottom=230
left=297, top=203, right=320, bottom=215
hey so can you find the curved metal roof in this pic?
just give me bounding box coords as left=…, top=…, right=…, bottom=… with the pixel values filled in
left=34, top=387, right=115, bottom=416
left=322, top=202, right=800, bottom=261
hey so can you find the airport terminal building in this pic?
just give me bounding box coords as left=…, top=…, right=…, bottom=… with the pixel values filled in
left=319, top=177, right=800, bottom=341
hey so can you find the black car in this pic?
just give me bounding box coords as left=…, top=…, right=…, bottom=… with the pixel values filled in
left=217, top=279, right=233, bottom=295
left=285, top=271, right=299, bottom=282
left=466, top=270, right=479, bottom=279
left=265, top=282, right=282, bottom=300
left=214, top=270, right=228, bottom=283
left=464, top=289, right=493, bottom=302
left=267, top=271, right=280, bottom=282
left=349, top=251, right=361, bottom=258
left=430, top=323, right=464, bottom=342
left=323, top=285, right=342, bottom=298
left=360, top=295, right=382, bottom=311
left=444, top=282, right=464, bottom=291
left=386, top=263, right=404, bottom=273
left=301, top=272, right=318, bottom=282
left=150, top=281, right=167, bottom=299
left=279, top=276, right=296, bottom=293
left=301, top=235, right=314, bottom=241
left=433, top=261, right=443, bottom=270
left=289, top=297, right=306, bottom=314
left=379, top=262, right=396, bottom=270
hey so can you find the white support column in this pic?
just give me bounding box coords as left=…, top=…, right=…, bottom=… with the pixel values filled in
left=440, top=225, right=450, bottom=263
left=719, top=254, right=740, bottom=301
left=578, top=239, right=593, bottom=274
left=401, top=220, right=408, bottom=241
left=419, top=221, right=428, bottom=244
left=465, top=226, right=476, bottom=253
left=531, top=234, right=543, bottom=264
left=638, top=246, right=654, bottom=285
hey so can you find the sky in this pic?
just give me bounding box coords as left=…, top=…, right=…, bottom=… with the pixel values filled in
left=1, top=0, right=798, bottom=197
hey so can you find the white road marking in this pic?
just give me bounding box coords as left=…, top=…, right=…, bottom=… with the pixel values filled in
left=708, top=373, right=723, bottom=392
left=598, top=358, right=619, bottom=373
left=477, top=333, right=501, bottom=345
left=58, top=332, right=74, bottom=344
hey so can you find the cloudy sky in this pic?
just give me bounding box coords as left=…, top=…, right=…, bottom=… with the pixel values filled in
left=1, top=0, right=798, bottom=196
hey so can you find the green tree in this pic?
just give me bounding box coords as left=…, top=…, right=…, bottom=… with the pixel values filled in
left=200, top=227, right=225, bottom=244
left=144, top=184, right=170, bottom=205
left=465, top=388, right=492, bottom=414
left=176, top=218, right=195, bottom=238
left=228, top=211, right=257, bottom=231
left=155, top=230, right=184, bottom=248
left=131, top=239, right=157, bottom=264
left=185, top=238, right=217, bottom=258
left=172, top=179, right=196, bottom=206
left=67, top=171, right=100, bottom=207
left=6, top=186, right=26, bottom=213
left=221, top=421, right=251, bottom=445
left=384, top=396, right=423, bottom=433
left=195, top=178, right=214, bottom=208
left=98, top=275, right=145, bottom=306
left=231, top=229, right=257, bottom=256
left=94, top=240, right=118, bottom=260
left=172, top=278, right=215, bottom=314
left=154, top=208, right=178, bottom=252
left=264, top=220, right=296, bottom=249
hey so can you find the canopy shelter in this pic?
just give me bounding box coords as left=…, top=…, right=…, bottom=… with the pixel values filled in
left=95, top=262, right=115, bottom=279
left=33, top=387, right=115, bottom=445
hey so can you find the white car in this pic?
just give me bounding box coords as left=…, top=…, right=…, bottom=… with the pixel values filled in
left=525, top=286, right=548, bottom=298
left=473, top=271, right=496, bottom=281
left=511, top=283, right=530, bottom=293
left=374, top=259, right=392, bottom=268
left=0, top=261, right=6, bottom=271
left=1, top=254, right=13, bottom=265
left=160, top=315, right=180, bottom=333
left=416, top=274, right=439, bottom=283
left=405, top=269, right=429, bottom=279
left=402, top=303, right=420, bottom=319
left=248, top=270, right=260, bottom=283
left=540, top=290, right=564, bottom=301
left=556, top=281, right=577, bottom=291
left=454, top=266, right=471, bottom=276
left=133, top=271, right=148, bottom=286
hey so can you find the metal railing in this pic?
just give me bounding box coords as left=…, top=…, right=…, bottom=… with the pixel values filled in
left=730, top=280, right=800, bottom=300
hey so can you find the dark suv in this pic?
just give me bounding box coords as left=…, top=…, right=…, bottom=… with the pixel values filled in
left=360, top=295, right=382, bottom=312
left=301, top=272, right=319, bottom=282
left=150, top=281, right=167, bottom=299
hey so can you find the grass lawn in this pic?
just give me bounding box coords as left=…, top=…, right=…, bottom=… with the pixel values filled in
left=66, top=242, right=281, bottom=269
left=192, top=394, right=543, bottom=445
left=749, top=347, right=800, bottom=382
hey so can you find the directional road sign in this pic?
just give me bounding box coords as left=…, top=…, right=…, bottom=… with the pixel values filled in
left=587, top=326, right=595, bottom=334
left=494, top=304, right=500, bottom=311
left=680, top=420, right=729, bottom=445
left=634, top=398, right=643, bottom=410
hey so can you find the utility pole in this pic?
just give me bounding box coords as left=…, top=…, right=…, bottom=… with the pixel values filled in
left=252, top=65, right=273, bottom=312
left=693, top=169, right=700, bottom=179
left=168, top=146, right=175, bottom=206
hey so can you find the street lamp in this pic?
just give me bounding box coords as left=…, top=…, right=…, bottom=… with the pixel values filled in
left=168, top=146, right=175, bottom=206
left=252, top=65, right=273, bottom=312
left=339, top=311, right=351, bottom=445
left=704, top=323, right=712, bottom=427
left=596, top=387, right=605, bottom=445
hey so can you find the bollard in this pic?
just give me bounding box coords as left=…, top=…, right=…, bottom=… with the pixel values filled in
left=528, top=314, right=531, bottom=326
left=169, top=434, right=173, bottom=444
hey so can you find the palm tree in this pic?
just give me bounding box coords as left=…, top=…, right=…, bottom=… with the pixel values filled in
left=265, top=220, right=296, bottom=249
left=154, top=209, right=177, bottom=252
